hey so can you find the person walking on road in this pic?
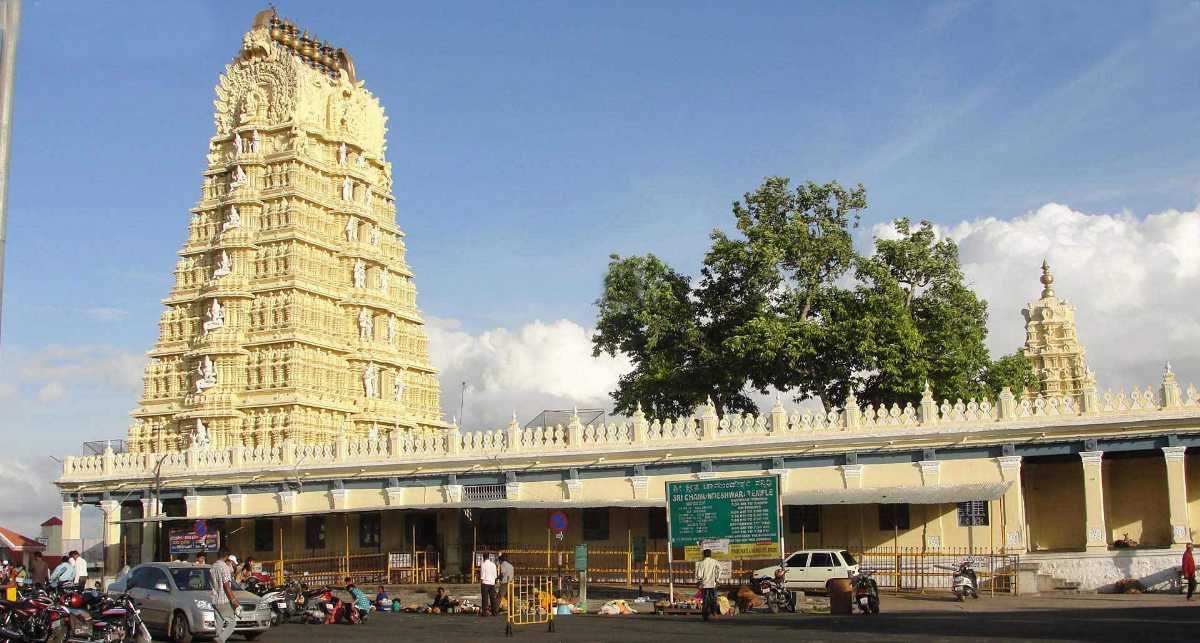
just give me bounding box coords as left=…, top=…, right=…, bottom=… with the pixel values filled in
left=695, top=548, right=721, bottom=621
left=29, top=552, right=49, bottom=586
left=1183, top=543, right=1196, bottom=601
left=72, top=551, right=89, bottom=590
left=497, top=553, right=514, bottom=612
left=479, top=554, right=498, bottom=617
left=210, top=550, right=240, bottom=643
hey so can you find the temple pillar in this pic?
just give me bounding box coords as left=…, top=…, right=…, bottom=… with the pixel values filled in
left=99, top=500, right=122, bottom=577
left=61, top=500, right=82, bottom=543
left=1079, top=451, right=1107, bottom=551
left=1162, top=447, right=1190, bottom=547
left=996, top=456, right=1026, bottom=552
left=140, top=498, right=161, bottom=563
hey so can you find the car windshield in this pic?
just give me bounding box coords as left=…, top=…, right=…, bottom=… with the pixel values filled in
left=170, top=567, right=213, bottom=592
left=840, top=551, right=857, bottom=566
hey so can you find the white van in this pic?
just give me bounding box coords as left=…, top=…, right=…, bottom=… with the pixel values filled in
left=753, top=549, right=859, bottom=591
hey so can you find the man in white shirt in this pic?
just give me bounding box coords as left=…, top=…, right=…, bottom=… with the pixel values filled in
left=695, top=548, right=721, bottom=621
left=479, top=554, right=498, bottom=617
left=210, top=550, right=240, bottom=643
left=71, top=551, right=89, bottom=590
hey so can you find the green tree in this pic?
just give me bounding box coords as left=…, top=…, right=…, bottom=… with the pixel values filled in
left=982, top=350, right=1039, bottom=399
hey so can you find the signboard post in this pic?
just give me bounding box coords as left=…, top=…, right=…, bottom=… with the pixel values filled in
left=167, top=528, right=220, bottom=556
left=575, top=544, right=588, bottom=612
left=665, top=475, right=782, bottom=601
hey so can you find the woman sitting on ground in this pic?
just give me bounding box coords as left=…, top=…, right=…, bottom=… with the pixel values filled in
left=429, top=586, right=455, bottom=613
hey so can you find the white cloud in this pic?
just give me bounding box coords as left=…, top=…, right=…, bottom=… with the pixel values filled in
left=426, top=317, right=630, bottom=430
left=12, top=344, right=144, bottom=394
left=872, top=202, right=1200, bottom=391
left=35, top=381, right=66, bottom=402
left=0, top=459, right=64, bottom=538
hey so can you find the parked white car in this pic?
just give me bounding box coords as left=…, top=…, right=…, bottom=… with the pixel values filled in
left=753, top=549, right=859, bottom=592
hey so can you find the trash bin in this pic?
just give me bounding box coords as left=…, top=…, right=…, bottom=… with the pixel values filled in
left=826, top=578, right=852, bottom=615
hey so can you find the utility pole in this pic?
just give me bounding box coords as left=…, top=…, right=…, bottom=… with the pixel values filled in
left=458, top=380, right=466, bottom=429
left=0, top=0, right=22, bottom=343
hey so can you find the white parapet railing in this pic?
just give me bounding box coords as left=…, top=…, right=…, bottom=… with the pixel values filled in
left=58, top=375, right=1200, bottom=484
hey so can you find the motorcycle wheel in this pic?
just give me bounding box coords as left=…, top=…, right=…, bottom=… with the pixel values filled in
left=768, top=598, right=779, bottom=614
left=869, top=597, right=879, bottom=614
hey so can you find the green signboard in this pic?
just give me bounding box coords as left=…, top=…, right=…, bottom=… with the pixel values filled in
left=574, top=544, right=588, bottom=571
left=666, top=475, right=781, bottom=562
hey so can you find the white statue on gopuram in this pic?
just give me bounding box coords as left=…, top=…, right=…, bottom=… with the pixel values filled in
left=356, top=153, right=366, bottom=168
left=364, top=362, right=379, bottom=398
left=345, top=216, right=358, bottom=242
left=203, top=299, right=224, bottom=333
left=233, top=131, right=244, bottom=155
left=393, top=374, right=405, bottom=402
left=358, top=307, right=373, bottom=341
left=195, top=356, right=217, bottom=392
left=342, top=176, right=353, bottom=201
left=386, top=315, right=397, bottom=344
left=368, top=225, right=380, bottom=246
left=364, top=189, right=373, bottom=209
left=230, top=165, right=247, bottom=190
left=376, top=269, right=389, bottom=293
left=353, top=259, right=366, bottom=288
left=338, top=141, right=347, bottom=165
left=250, top=130, right=261, bottom=154
left=193, top=418, right=211, bottom=448
left=222, top=205, right=241, bottom=232
left=213, top=250, right=232, bottom=278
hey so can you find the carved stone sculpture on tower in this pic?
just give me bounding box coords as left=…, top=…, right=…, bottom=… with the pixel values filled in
left=356, top=153, right=366, bottom=168
left=387, top=315, right=397, bottom=344
left=365, top=189, right=373, bottom=209
left=393, top=373, right=404, bottom=402
left=364, top=362, right=379, bottom=398
left=213, top=250, right=232, bottom=278
left=338, top=141, right=347, bottom=165
left=195, top=356, right=218, bottom=392
left=203, top=299, right=225, bottom=333
left=353, top=259, right=366, bottom=288
left=368, top=225, right=380, bottom=246
left=358, top=307, right=373, bottom=341
left=345, top=216, right=358, bottom=242
left=193, top=419, right=211, bottom=448
left=230, top=165, right=247, bottom=189
left=342, top=176, right=353, bottom=201
left=251, top=130, right=261, bottom=153
left=233, top=131, right=244, bottom=155
left=222, top=205, right=241, bottom=232
left=377, top=269, right=389, bottom=293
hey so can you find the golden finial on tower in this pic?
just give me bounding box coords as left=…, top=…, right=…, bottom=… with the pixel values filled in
left=1040, top=259, right=1055, bottom=298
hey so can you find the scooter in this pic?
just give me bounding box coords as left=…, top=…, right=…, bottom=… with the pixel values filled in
left=298, top=587, right=337, bottom=625
left=850, top=569, right=879, bottom=614
left=950, top=561, right=978, bottom=601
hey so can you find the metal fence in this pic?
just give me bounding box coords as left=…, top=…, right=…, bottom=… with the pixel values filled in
left=505, top=576, right=555, bottom=636
left=855, top=548, right=1019, bottom=594
left=261, top=550, right=437, bottom=586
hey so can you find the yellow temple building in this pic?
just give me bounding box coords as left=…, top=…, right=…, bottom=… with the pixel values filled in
left=55, top=10, right=1200, bottom=595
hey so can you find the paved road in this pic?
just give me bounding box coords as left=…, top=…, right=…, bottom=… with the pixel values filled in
left=216, top=594, right=1200, bottom=642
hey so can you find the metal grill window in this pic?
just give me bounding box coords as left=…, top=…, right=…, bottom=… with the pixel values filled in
left=463, top=484, right=507, bottom=502
left=957, top=501, right=989, bottom=526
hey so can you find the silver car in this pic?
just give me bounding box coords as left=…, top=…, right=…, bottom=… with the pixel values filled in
left=109, top=562, right=272, bottom=642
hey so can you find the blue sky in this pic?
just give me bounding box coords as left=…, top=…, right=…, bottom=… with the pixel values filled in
left=2, top=1, right=1200, bottom=532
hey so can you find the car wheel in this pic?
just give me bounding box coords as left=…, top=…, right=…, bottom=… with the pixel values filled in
left=170, top=611, right=193, bottom=643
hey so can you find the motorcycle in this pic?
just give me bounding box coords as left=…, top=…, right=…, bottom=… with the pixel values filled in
left=298, top=586, right=337, bottom=625
left=55, top=588, right=151, bottom=643
left=0, top=589, right=67, bottom=643
left=758, top=568, right=795, bottom=613
left=850, top=569, right=879, bottom=614
left=244, top=577, right=299, bottom=626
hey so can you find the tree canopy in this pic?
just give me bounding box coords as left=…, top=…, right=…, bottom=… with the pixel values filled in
left=592, top=177, right=1035, bottom=417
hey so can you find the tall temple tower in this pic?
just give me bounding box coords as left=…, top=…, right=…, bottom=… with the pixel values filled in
left=127, top=10, right=446, bottom=453
left=1021, top=260, right=1090, bottom=397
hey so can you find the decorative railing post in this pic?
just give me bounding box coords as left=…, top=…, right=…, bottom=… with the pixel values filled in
left=102, top=443, right=115, bottom=475
left=918, top=381, right=938, bottom=425
left=282, top=438, right=297, bottom=465
left=232, top=444, right=244, bottom=469
left=186, top=445, right=198, bottom=470
left=769, top=397, right=788, bottom=433
left=388, top=428, right=403, bottom=458
left=1081, top=370, right=1100, bottom=415
left=632, top=403, right=649, bottom=444
left=843, top=392, right=861, bottom=430
left=1161, top=362, right=1183, bottom=409
left=567, top=408, right=583, bottom=446
left=335, top=435, right=348, bottom=461
left=446, top=423, right=461, bottom=455
left=506, top=413, right=521, bottom=452
left=997, top=387, right=1017, bottom=420
left=700, top=397, right=718, bottom=441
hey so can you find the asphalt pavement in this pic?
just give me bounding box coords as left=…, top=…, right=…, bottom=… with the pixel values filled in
left=209, top=593, right=1200, bottom=642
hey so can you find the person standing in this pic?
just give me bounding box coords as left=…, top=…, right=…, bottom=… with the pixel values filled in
left=210, top=550, right=239, bottom=643
left=48, top=555, right=76, bottom=589
left=1183, top=543, right=1196, bottom=601
left=72, top=550, right=89, bottom=590
left=30, top=552, right=49, bottom=586
left=479, top=554, right=498, bottom=617
left=695, top=548, right=721, bottom=621
left=497, top=553, right=514, bottom=612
